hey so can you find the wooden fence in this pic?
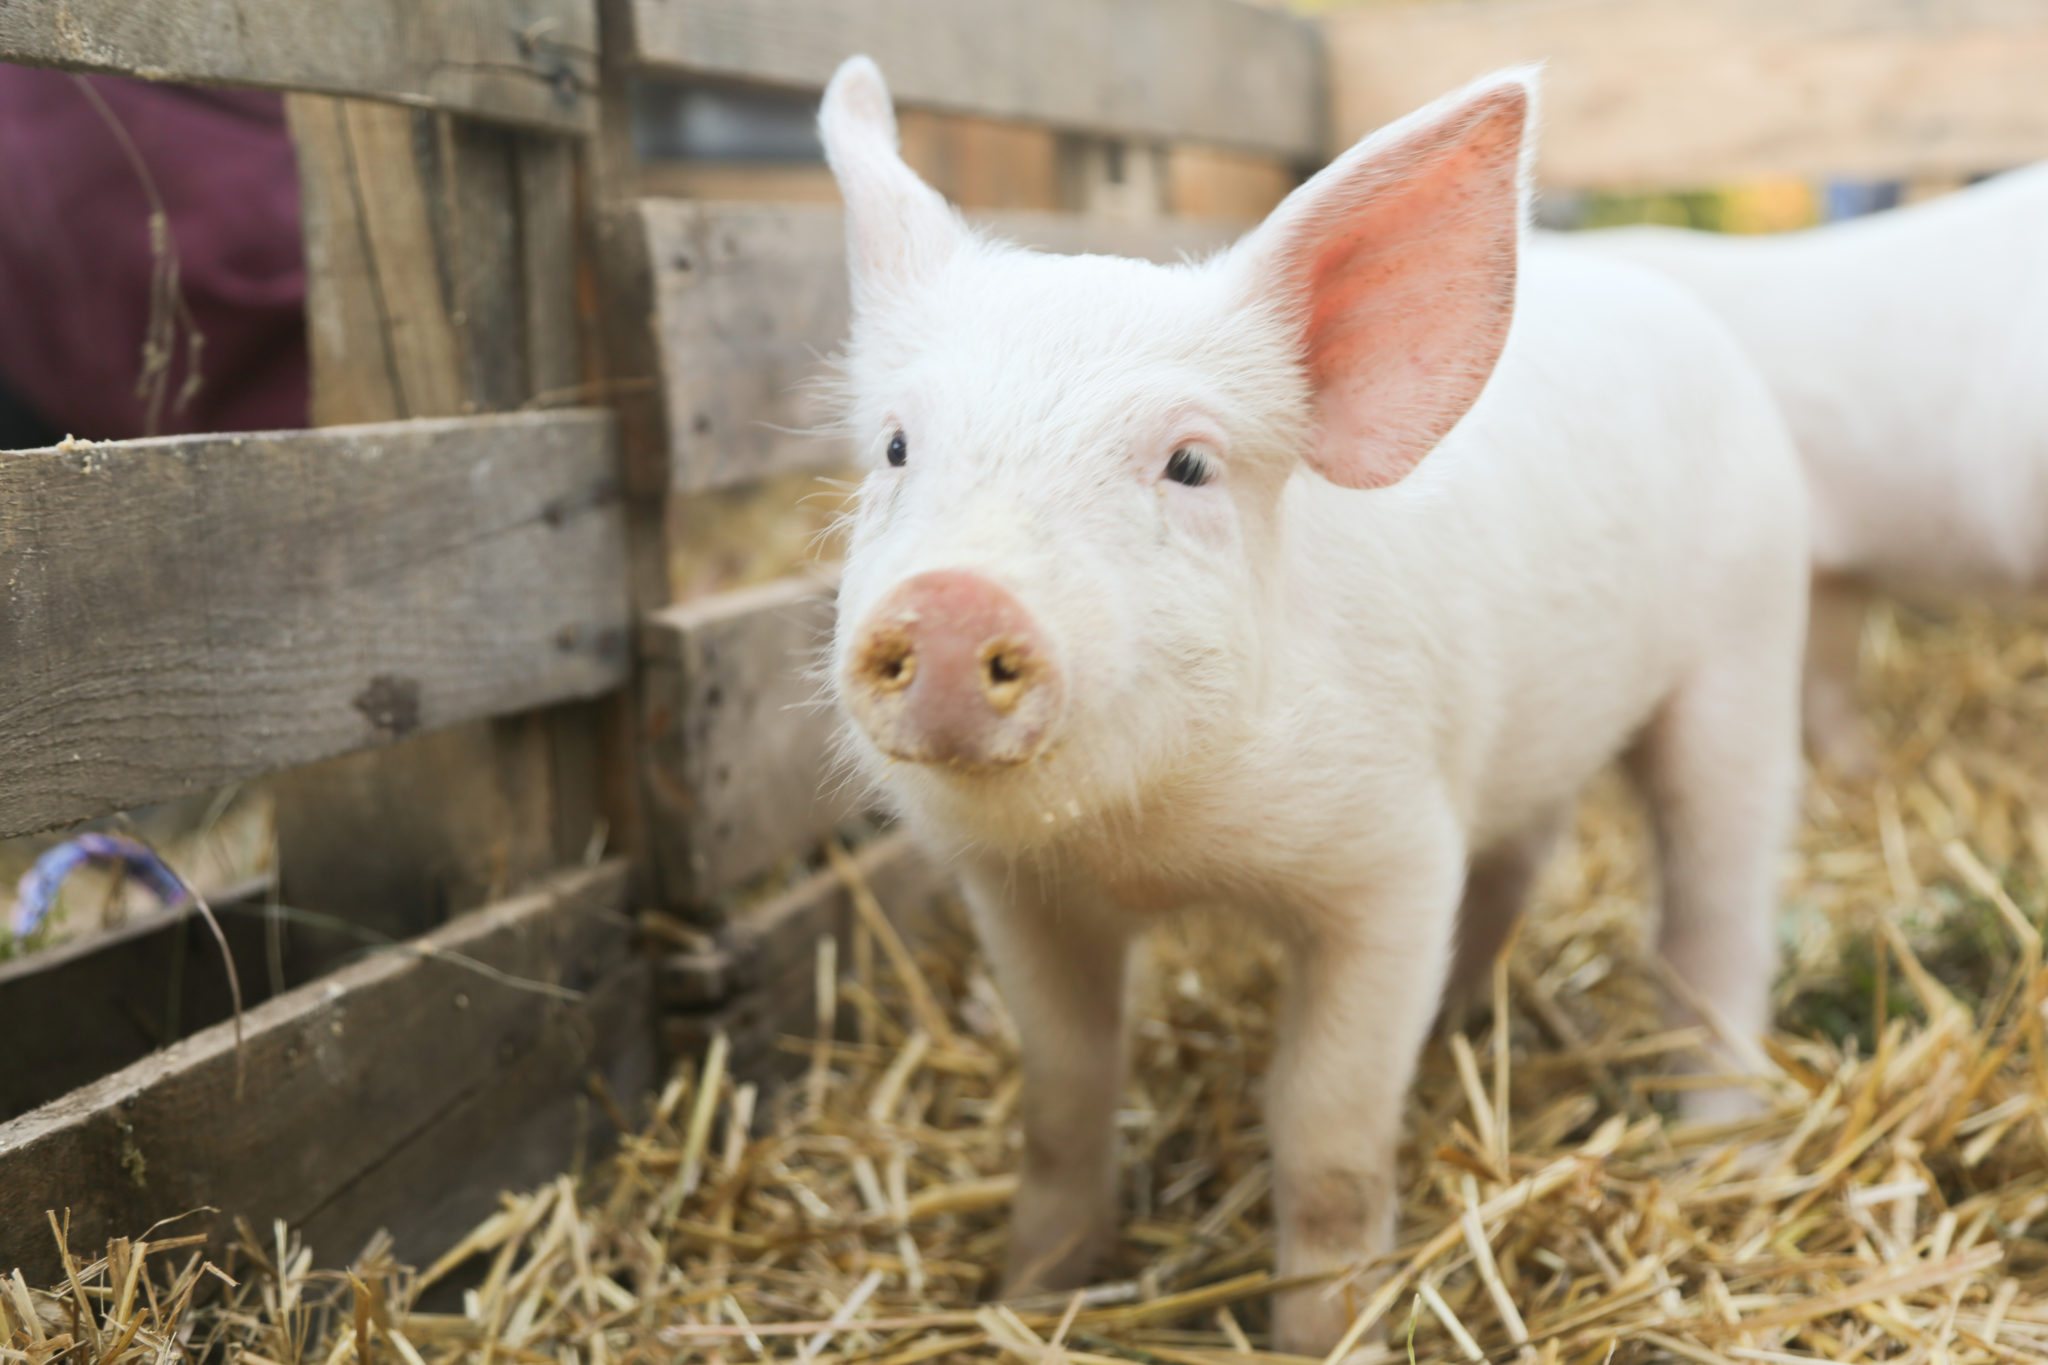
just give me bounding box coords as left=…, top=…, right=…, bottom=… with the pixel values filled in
left=0, top=0, right=640, bottom=1277
left=3, top=0, right=2046, bottom=1290
left=0, top=0, right=1317, bottom=1284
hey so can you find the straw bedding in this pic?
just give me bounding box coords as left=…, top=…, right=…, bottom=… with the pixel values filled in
left=10, top=597, right=2048, bottom=1364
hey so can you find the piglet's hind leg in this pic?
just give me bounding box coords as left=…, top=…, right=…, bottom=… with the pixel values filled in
left=1630, top=649, right=1801, bottom=1122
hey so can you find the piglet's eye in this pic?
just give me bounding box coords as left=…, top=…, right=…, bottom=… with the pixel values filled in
left=886, top=430, right=908, bottom=467
left=1164, top=447, right=1212, bottom=487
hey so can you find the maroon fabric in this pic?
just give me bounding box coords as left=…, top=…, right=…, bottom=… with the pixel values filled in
left=0, top=70, right=308, bottom=441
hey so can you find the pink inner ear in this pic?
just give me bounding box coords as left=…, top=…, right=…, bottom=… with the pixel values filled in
left=1295, top=92, right=1526, bottom=490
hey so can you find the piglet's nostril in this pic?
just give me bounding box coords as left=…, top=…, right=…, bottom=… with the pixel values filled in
left=856, top=629, right=917, bottom=692
left=979, top=640, right=1034, bottom=712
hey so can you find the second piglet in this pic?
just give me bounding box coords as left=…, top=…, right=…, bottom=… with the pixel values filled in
left=820, top=57, right=1808, bottom=1355
left=1587, top=165, right=2048, bottom=775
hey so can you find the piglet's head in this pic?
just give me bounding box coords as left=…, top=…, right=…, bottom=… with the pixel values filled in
left=822, top=56, right=1533, bottom=850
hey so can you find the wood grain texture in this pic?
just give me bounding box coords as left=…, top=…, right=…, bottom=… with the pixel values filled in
left=620, top=0, right=1322, bottom=158
left=288, top=98, right=579, bottom=426
left=659, top=831, right=959, bottom=1079
left=634, top=160, right=841, bottom=204
left=287, top=96, right=471, bottom=425
left=1325, top=0, right=2048, bottom=188
left=1167, top=144, right=1297, bottom=222
left=0, top=0, right=598, bottom=132
left=897, top=109, right=1064, bottom=212
left=0, top=412, right=629, bottom=840
left=268, top=716, right=565, bottom=941
left=0, top=861, right=648, bottom=1285
left=0, top=880, right=319, bottom=1125
left=0, top=875, right=417, bottom=1124
left=637, top=201, right=1247, bottom=492
left=276, top=103, right=618, bottom=928
left=441, top=117, right=535, bottom=412
left=518, top=135, right=586, bottom=404
left=635, top=112, right=1063, bottom=212
left=640, top=568, right=850, bottom=909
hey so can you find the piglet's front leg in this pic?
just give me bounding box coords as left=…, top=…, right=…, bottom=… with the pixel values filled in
left=961, top=865, right=1135, bottom=1296
left=1267, top=846, right=1464, bottom=1357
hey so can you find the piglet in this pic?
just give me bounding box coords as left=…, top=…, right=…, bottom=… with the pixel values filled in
left=1585, top=165, right=2048, bottom=774
left=820, top=57, right=1808, bottom=1355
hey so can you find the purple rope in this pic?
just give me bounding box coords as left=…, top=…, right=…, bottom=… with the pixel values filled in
left=11, top=833, right=190, bottom=938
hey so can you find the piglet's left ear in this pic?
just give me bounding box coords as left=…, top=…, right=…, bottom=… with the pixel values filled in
left=1233, top=67, right=1536, bottom=490
left=819, top=56, right=964, bottom=313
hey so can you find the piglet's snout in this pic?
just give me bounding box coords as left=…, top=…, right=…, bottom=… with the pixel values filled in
left=843, top=570, right=1062, bottom=772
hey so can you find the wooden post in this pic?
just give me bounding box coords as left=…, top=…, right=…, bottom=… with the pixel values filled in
left=274, top=98, right=613, bottom=936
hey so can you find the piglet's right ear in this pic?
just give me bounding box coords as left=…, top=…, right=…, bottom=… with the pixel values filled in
left=1233, top=68, right=1535, bottom=491
left=819, top=57, right=963, bottom=309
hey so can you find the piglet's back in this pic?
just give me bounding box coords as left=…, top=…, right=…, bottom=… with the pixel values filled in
left=1281, top=240, right=1809, bottom=842
left=1583, top=165, right=2048, bottom=592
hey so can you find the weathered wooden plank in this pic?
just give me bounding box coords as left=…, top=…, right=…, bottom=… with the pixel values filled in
left=305, top=947, right=648, bottom=1268
left=637, top=201, right=1247, bottom=492
left=289, top=98, right=583, bottom=425
left=279, top=101, right=604, bottom=930
left=659, top=831, right=959, bottom=1079
left=0, top=879, right=323, bottom=1125
left=286, top=96, right=472, bottom=425
left=632, top=106, right=1068, bottom=211
left=641, top=568, right=849, bottom=908
left=0, top=860, right=648, bottom=1285
left=517, top=135, right=586, bottom=405
left=619, top=0, right=1322, bottom=159
left=638, top=200, right=848, bottom=494
left=0, top=411, right=629, bottom=840
left=1325, top=0, right=2048, bottom=188
left=0, top=0, right=597, bottom=133
left=635, top=159, right=841, bottom=204
left=897, top=108, right=1065, bottom=212
left=441, top=117, right=535, bottom=412
left=511, top=135, right=617, bottom=884
left=1168, top=144, right=1298, bottom=222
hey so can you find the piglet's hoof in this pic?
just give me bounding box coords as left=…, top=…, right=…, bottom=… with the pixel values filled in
left=1273, top=1280, right=1383, bottom=1361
